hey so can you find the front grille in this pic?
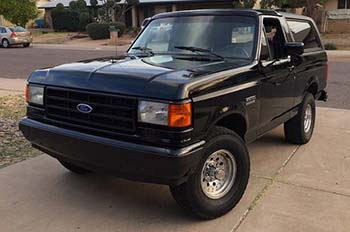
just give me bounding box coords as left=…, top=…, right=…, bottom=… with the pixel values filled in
left=45, top=87, right=137, bottom=134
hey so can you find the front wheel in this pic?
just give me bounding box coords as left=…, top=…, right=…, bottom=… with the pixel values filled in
left=284, top=93, right=316, bottom=144
left=170, top=126, right=250, bottom=219
left=23, top=43, right=30, bottom=48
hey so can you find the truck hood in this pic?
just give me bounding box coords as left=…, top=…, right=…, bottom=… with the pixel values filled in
left=28, top=55, right=251, bottom=100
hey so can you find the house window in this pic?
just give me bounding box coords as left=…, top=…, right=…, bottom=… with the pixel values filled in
left=338, top=0, right=350, bottom=9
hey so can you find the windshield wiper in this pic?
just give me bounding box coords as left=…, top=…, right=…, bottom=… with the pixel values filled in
left=131, top=46, right=155, bottom=56
left=174, top=46, right=225, bottom=60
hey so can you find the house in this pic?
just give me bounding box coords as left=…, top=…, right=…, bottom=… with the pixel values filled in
left=38, top=0, right=261, bottom=28
left=126, top=0, right=260, bottom=28
left=323, top=0, right=350, bottom=32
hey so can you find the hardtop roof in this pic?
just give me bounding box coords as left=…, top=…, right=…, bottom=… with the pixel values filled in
left=152, top=9, right=312, bottom=21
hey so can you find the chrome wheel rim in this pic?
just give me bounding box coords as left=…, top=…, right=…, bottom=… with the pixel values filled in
left=3, top=40, right=8, bottom=48
left=304, top=104, right=312, bottom=133
left=200, top=149, right=237, bottom=199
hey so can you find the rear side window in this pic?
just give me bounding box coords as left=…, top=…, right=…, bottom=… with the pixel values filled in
left=0, top=27, right=6, bottom=33
left=10, top=26, right=26, bottom=32
left=287, top=20, right=322, bottom=51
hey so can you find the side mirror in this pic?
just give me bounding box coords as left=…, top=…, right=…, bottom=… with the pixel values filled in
left=285, top=42, right=304, bottom=56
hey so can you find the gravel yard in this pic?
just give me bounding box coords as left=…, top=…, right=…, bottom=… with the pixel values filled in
left=0, top=95, right=39, bottom=168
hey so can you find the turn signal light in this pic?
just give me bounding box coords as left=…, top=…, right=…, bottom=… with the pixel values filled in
left=25, top=85, right=29, bottom=103
left=168, top=103, right=192, bottom=127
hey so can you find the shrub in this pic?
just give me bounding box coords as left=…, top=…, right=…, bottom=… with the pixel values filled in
left=56, top=3, right=64, bottom=10
left=324, top=43, right=337, bottom=50
left=79, top=12, right=91, bottom=31
left=52, top=9, right=79, bottom=31
left=86, top=22, right=126, bottom=40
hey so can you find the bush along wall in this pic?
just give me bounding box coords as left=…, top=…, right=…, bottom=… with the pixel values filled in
left=86, top=22, right=126, bottom=40
left=51, top=0, right=92, bottom=32
left=51, top=8, right=80, bottom=31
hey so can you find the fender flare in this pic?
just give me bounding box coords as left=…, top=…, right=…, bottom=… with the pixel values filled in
left=206, top=104, right=249, bottom=139
left=304, top=76, right=319, bottom=96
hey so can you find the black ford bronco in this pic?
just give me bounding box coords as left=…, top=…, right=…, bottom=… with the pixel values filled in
left=20, top=9, right=328, bottom=219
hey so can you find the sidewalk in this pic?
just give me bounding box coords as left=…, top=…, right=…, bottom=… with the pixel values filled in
left=0, top=78, right=26, bottom=97
left=326, top=50, right=350, bottom=62
left=0, top=107, right=348, bottom=232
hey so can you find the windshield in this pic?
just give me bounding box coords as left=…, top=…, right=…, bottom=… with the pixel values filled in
left=129, top=15, right=258, bottom=60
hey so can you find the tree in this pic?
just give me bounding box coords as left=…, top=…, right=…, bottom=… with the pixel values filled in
left=76, top=0, right=87, bottom=9
left=260, top=0, right=321, bottom=10
left=259, top=0, right=324, bottom=21
left=97, top=0, right=139, bottom=22
left=0, top=0, right=37, bottom=27
left=304, top=0, right=325, bottom=19
left=59, top=1, right=92, bottom=31
left=232, top=0, right=256, bottom=8
left=90, top=0, right=99, bottom=17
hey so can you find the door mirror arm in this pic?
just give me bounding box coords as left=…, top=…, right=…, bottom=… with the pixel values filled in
left=290, top=55, right=303, bottom=67
left=284, top=42, right=304, bottom=67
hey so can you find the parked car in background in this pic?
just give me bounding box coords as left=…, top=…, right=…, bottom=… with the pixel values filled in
left=0, top=26, right=32, bottom=48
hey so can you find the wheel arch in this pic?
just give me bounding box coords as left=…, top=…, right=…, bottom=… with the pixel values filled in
left=305, top=78, right=319, bottom=98
left=1, top=38, right=10, bottom=47
left=210, top=111, right=248, bottom=141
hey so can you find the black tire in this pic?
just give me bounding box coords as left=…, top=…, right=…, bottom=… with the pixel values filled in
left=284, top=93, right=316, bottom=144
left=170, top=126, right=250, bottom=219
left=2, top=39, right=10, bottom=48
left=58, top=160, right=92, bottom=175
left=23, top=43, right=30, bottom=48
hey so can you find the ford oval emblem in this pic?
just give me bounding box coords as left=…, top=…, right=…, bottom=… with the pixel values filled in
left=77, top=103, right=93, bottom=114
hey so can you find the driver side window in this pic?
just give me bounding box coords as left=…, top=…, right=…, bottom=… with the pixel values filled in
left=263, top=18, right=287, bottom=60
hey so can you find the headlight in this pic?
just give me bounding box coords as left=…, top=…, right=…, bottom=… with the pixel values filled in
left=138, top=100, right=192, bottom=127
left=138, top=101, right=168, bottom=126
left=25, top=85, right=44, bottom=105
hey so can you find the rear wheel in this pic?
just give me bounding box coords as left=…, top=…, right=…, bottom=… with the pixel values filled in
left=23, top=43, right=30, bottom=48
left=170, top=126, right=250, bottom=219
left=284, top=93, right=316, bottom=144
left=2, top=39, right=10, bottom=48
left=58, top=160, right=92, bottom=175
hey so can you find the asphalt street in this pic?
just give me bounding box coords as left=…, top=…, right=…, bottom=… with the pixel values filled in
left=0, top=46, right=118, bottom=80
left=0, top=46, right=348, bottom=109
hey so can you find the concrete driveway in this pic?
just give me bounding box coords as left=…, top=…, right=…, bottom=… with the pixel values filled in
left=0, top=107, right=349, bottom=232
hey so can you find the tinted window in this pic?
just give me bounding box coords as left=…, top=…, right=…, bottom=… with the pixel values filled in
left=287, top=20, right=321, bottom=51
left=0, top=27, right=6, bottom=33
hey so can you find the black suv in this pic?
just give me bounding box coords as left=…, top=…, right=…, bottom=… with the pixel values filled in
left=20, top=9, right=328, bottom=219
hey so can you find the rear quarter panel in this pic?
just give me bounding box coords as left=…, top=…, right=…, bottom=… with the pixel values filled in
left=285, top=17, right=328, bottom=105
